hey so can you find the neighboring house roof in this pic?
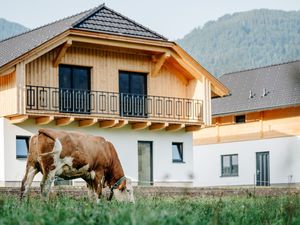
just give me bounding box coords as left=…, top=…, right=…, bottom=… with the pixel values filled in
left=212, top=60, right=300, bottom=116
left=0, top=4, right=167, bottom=69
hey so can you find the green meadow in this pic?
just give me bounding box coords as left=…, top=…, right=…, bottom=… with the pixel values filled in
left=0, top=195, right=300, bottom=225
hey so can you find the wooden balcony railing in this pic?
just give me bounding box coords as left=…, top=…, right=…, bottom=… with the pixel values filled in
left=26, top=85, right=203, bottom=124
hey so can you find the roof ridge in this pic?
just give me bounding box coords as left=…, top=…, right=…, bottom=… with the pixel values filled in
left=221, top=59, right=300, bottom=77
left=71, top=3, right=105, bottom=27
left=0, top=8, right=92, bottom=44
left=73, top=4, right=168, bottom=40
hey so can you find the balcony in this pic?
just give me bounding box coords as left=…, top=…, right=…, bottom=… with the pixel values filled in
left=24, top=85, right=203, bottom=130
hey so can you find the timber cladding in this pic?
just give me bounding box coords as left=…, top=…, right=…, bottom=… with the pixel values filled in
left=26, top=46, right=199, bottom=99
left=0, top=71, right=17, bottom=116
left=194, top=106, right=300, bottom=145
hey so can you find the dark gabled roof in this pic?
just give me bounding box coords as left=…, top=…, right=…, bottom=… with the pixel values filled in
left=73, top=5, right=167, bottom=41
left=0, top=4, right=167, bottom=69
left=212, top=60, right=300, bottom=116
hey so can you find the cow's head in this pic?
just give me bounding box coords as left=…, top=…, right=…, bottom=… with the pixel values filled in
left=112, top=177, right=135, bottom=203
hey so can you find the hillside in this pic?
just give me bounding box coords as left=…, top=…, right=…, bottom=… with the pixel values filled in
left=0, top=18, right=28, bottom=41
left=177, top=9, right=300, bottom=76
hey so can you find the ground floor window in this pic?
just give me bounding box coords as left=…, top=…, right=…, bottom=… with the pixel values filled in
left=172, top=142, right=183, bottom=163
left=16, top=136, right=29, bottom=158
left=221, top=154, right=238, bottom=176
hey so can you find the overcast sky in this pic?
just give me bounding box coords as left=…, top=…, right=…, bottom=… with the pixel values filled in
left=1, top=0, right=300, bottom=40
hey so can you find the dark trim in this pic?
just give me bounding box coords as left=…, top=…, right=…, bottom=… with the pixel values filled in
left=172, top=142, right=184, bottom=163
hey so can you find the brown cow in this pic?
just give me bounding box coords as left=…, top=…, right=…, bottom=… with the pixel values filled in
left=20, top=128, right=134, bottom=203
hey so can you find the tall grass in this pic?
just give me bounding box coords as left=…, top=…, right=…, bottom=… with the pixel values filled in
left=0, top=195, right=299, bottom=225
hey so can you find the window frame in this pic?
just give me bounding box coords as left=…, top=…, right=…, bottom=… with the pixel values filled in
left=235, top=115, right=246, bottom=124
left=16, top=136, right=30, bottom=159
left=172, top=142, right=184, bottom=163
left=221, top=154, right=239, bottom=177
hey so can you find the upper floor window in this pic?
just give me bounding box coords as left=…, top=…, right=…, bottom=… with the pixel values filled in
left=235, top=115, right=245, bottom=123
left=172, top=142, right=184, bottom=163
left=59, top=65, right=91, bottom=113
left=16, top=136, right=29, bottom=159
left=221, top=154, right=238, bottom=177
left=119, top=71, right=147, bottom=117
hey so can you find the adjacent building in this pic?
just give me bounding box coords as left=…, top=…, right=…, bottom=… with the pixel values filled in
left=194, top=61, right=300, bottom=187
left=0, top=4, right=228, bottom=187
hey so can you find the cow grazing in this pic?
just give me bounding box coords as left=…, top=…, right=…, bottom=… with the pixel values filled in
left=20, top=128, right=134, bottom=203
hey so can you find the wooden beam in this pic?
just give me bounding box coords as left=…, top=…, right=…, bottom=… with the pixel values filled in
left=151, top=53, right=170, bottom=77
left=185, top=125, right=201, bottom=132
left=164, top=63, right=188, bottom=85
left=53, top=40, right=72, bottom=67
left=99, top=120, right=119, bottom=128
left=78, top=118, right=98, bottom=127
left=113, top=120, right=128, bottom=128
left=56, top=117, right=74, bottom=126
left=149, top=122, right=168, bottom=131
left=36, top=116, right=54, bottom=125
left=131, top=122, right=151, bottom=130
left=0, top=66, right=15, bottom=77
left=166, top=124, right=185, bottom=132
left=9, top=115, right=28, bottom=124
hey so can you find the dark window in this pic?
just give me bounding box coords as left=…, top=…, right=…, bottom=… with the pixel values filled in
left=172, top=142, right=183, bottom=163
left=59, top=65, right=91, bottom=114
left=221, top=154, right=238, bottom=176
left=235, top=115, right=245, bottom=123
left=16, top=136, right=29, bottom=159
left=119, top=71, right=147, bottom=117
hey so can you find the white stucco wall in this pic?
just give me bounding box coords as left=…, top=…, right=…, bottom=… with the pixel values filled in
left=194, top=136, right=300, bottom=187
left=0, top=118, right=5, bottom=185
left=0, top=118, right=193, bottom=186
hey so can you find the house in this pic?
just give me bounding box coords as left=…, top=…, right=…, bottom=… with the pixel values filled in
left=0, top=4, right=228, bottom=187
left=194, top=61, right=300, bottom=187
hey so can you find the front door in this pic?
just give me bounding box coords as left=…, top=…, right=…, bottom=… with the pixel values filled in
left=256, top=152, right=270, bottom=186
left=138, top=141, right=153, bottom=186
left=59, top=65, right=91, bottom=113
left=119, top=71, right=147, bottom=117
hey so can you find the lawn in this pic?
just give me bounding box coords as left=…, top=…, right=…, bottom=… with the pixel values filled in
left=0, top=194, right=300, bottom=225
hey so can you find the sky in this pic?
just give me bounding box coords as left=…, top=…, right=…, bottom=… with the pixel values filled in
left=1, top=0, right=300, bottom=40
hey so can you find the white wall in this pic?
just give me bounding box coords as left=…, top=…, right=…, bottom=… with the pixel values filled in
left=194, top=136, right=300, bottom=187
left=0, top=118, right=5, bottom=185
left=1, top=118, right=193, bottom=186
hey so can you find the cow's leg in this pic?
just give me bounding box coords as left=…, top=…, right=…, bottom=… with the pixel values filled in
left=20, top=166, right=38, bottom=199
left=41, top=170, right=56, bottom=199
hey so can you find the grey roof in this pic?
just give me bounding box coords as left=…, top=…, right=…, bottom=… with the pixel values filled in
left=212, top=60, right=300, bottom=116
left=0, top=4, right=167, bottom=69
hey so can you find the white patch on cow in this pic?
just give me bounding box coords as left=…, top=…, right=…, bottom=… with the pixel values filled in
left=23, top=166, right=37, bottom=197
left=90, top=170, right=96, bottom=180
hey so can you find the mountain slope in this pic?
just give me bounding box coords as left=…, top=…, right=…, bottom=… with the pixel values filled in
left=177, top=9, right=300, bottom=76
left=0, top=18, right=28, bottom=41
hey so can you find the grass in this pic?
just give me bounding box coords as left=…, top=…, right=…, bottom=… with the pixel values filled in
left=0, top=194, right=300, bottom=225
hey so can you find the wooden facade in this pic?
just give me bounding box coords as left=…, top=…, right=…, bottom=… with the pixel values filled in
left=194, top=106, right=300, bottom=145
left=0, top=29, right=229, bottom=131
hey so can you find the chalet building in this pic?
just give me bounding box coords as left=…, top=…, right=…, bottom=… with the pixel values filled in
left=0, top=4, right=228, bottom=187
left=194, top=61, right=300, bottom=187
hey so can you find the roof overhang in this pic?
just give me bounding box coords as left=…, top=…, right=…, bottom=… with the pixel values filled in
left=0, top=28, right=230, bottom=97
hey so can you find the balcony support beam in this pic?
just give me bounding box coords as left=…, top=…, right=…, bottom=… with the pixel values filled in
left=99, top=120, right=118, bottom=128
left=9, top=115, right=28, bottom=124
left=56, top=117, right=74, bottom=126
left=36, top=116, right=54, bottom=125
left=166, top=123, right=185, bottom=132
left=132, top=121, right=151, bottom=130
left=79, top=118, right=98, bottom=127
left=113, top=120, right=128, bottom=128
left=53, top=40, right=72, bottom=67
left=185, top=125, right=201, bottom=132
left=149, top=122, right=168, bottom=131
